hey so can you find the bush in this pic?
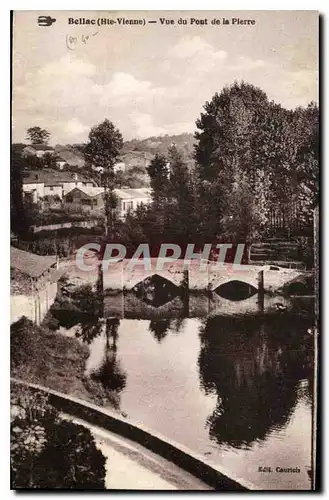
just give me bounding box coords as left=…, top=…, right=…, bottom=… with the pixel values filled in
left=11, top=317, right=37, bottom=371
left=296, top=237, right=314, bottom=269
left=41, top=312, right=60, bottom=331
left=11, top=386, right=106, bottom=489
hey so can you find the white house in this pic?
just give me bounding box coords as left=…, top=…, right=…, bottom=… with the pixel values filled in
left=92, top=152, right=153, bottom=176
left=114, top=188, right=152, bottom=218
left=113, top=162, right=126, bottom=173
left=63, top=186, right=105, bottom=213
left=91, top=162, right=125, bottom=175
left=23, top=170, right=96, bottom=203
left=23, top=144, right=55, bottom=158
left=62, top=186, right=152, bottom=218
left=55, top=157, right=67, bottom=170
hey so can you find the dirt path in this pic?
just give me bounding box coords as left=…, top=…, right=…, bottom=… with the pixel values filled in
left=63, top=414, right=212, bottom=490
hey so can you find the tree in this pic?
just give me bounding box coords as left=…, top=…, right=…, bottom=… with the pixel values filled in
left=115, top=165, right=148, bottom=189
left=116, top=208, right=147, bottom=252
left=195, top=82, right=269, bottom=183
left=194, top=82, right=318, bottom=239
left=26, top=127, right=50, bottom=145
left=84, top=119, right=123, bottom=236
left=292, top=103, right=319, bottom=220
left=147, top=153, right=170, bottom=202
left=145, top=153, right=173, bottom=243
left=194, top=82, right=272, bottom=240
left=167, top=146, right=198, bottom=242
left=221, top=172, right=265, bottom=254
left=42, top=152, right=58, bottom=169
left=11, top=146, right=29, bottom=235
left=168, top=146, right=190, bottom=203
left=11, top=386, right=106, bottom=489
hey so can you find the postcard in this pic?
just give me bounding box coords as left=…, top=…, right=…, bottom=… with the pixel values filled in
left=10, top=10, right=319, bottom=491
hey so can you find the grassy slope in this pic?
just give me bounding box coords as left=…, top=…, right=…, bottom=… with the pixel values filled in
left=11, top=318, right=118, bottom=408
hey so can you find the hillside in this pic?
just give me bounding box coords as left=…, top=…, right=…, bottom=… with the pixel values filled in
left=12, top=133, right=196, bottom=188
left=54, top=144, right=85, bottom=168
left=50, top=133, right=195, bottom=165
left=122, top=133, right=196, bottom=161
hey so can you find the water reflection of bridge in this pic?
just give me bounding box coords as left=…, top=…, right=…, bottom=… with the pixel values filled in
left=105, top=292, right=313, bottom=320
left=80, top=258, right=312, bottom=319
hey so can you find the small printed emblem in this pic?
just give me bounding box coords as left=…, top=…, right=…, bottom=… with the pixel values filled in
left=37, top=16, right=56, bottom=27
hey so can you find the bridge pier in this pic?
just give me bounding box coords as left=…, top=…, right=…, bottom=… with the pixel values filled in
left=258, top=270, right=264, bottom=314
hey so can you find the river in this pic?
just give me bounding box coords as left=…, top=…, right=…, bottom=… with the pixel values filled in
left=59, top=310, right=314, bottom=490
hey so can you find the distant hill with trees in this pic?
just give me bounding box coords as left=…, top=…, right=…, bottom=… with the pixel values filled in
left=122, top=132, right=195, bottom=153
left=66, top=133, right=196, bottom=167
left=122, top=133, right=195, bottom=167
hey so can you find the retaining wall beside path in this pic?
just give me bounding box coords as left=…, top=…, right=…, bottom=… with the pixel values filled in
left=11, top=378, right=256, bottom=491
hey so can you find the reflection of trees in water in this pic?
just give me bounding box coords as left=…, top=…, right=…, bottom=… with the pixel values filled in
left=149, top=318, right=186, bottom=343
left=171, top=317, right=186, bottom=334
left=56, top=309, right=127, bottom=399
left=149, top=320, right=171, bottom=342
left=198, top=314, right=313, bottom=449
left=52, top=275, right=127, bottom=402
left=90, top=318, right=127, bottom=394
left=75, top=317, right=104, bottom=345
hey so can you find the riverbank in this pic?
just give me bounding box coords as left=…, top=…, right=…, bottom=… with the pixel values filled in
left=10, top=317, right=118, bottom=408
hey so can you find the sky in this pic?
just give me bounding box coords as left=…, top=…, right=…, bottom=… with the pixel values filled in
left=12, top=10, right=319, bottom=144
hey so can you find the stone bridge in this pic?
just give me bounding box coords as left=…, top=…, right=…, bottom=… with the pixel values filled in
left=101, top=259, right=303, bottom=294
left=62, top=257, right=308, bottom=320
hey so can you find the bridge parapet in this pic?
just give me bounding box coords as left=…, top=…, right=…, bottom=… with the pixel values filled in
left=68, top=258, right=307, bottom=297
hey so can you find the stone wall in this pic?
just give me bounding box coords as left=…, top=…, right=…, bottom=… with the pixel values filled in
left=11, top=378, right=254, bottom=491
left=10, top=280, right=58, bottom=325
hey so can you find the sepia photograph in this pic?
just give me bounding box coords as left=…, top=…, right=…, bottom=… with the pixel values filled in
left=10, top=10, right=319, bottom=491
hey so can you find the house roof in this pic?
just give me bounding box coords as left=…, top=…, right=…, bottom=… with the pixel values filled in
left=11, top=246, right=57, bottom=278
left=65, top=186, right=105, bottom=197
left=25, top=144, right=54, bottom=151
left=114, top=188, right=152, bottom=199
left=53, top=148, right=85, bottom=166
left=82, top=187, right=104, bottom=196
left=23, top=169, right=94, bottom=186
left=64, top=186, right=151, bottom=200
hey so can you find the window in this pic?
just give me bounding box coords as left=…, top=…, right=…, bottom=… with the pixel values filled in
left=66, top=195, right=73, bottom=203
left=49, top=187, right=54, bottom=191
left=122, top=201, right=133, bottom=211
